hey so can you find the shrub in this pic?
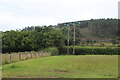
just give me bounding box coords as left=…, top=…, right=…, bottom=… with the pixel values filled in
left=58, top=46, right=67, bottom=55
left=58, top=46, right=119, bottom=55
left=4, top=60, right=10, bottom=65
left=41, top=47, right=58, bottom=56
left=10, top=64, right=19, bottom=68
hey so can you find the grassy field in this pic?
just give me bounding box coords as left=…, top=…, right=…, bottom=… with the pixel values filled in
left=2, top=55, right=118, bottom=78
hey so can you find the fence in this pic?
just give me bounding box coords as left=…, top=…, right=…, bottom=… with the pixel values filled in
left=2, top=51, right=51, bottom=65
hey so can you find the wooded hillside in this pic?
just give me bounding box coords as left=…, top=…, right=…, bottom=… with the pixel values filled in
left=2, top=18, right=119, bottom=53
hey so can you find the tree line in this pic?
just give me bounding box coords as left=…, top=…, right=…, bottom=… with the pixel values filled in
left=2, top=26, right=65, bottom=53
left=2, top=18, right=119, bottom=53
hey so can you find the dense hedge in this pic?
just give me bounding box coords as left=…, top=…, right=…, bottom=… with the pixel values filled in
left=58, top=46, right=120, bottom=55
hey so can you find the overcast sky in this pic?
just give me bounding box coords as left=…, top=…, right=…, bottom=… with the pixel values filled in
left=0, top=0, right=119, bottom=31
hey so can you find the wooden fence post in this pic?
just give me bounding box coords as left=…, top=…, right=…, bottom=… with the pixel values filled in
left=9, top=53, right=12, bottom=62
left=19, top=52, right=21, bottom=61
left=25, top=52, right=28, bottom=60
left=0, top=54, right=1, bottom=66
left=39, top=52, right=40, bottom=57
left=31, top=52, right=32, bottom=59
left=36, top=53, right=38, bottom=58
left=35, top=53, right=36, bottom=58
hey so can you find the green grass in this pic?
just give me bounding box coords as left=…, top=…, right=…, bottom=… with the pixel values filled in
left=3, top=55, right=118, bottom=78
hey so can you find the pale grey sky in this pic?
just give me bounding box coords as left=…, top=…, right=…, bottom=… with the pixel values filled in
left=0, top=0, right=119, bottom=31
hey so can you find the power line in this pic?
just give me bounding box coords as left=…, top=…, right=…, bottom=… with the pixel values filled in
left=0, top=3, right=45, bottom=19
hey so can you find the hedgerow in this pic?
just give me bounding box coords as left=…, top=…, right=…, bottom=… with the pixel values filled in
left=58, top=46, right=119, bottom=55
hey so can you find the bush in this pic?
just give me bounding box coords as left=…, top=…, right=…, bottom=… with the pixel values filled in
left=10, top=64, right=19, bottom=68
left=41, top=47, right=58, bottom=56
left=58, top=47, right=67, bottom=55
left=4, top=60, right=10, bottom=65
left=58, top=46, right=119, bottom=55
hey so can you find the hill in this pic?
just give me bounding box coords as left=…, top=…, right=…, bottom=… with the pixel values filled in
left=57, top=18, right=118, bottom=41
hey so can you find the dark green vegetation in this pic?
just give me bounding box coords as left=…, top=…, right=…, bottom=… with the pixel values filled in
left=2, top=18, right=119, bottom=54
left=2, top=27, right=65, bottom=53
left=41, top=47, right=58, bottom=56
left=3, top=55, right=118, bottom=78
left=58, top=47, right=120, bottom=55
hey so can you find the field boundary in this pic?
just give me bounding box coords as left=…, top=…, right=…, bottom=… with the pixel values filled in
left=2, top=51, right=51, bottom=65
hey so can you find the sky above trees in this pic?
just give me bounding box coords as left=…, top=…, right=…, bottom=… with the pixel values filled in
left=0, top=0, right=119, bottom=31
